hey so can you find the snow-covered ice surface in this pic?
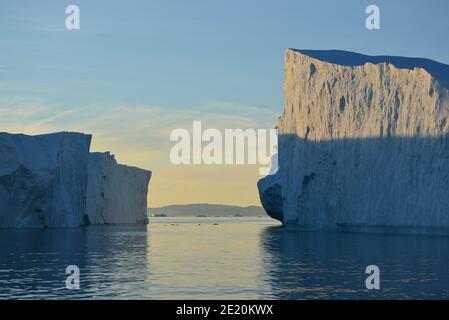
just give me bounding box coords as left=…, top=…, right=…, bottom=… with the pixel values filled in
left=258, top=49, right=449, bottom=235
left=86, top=152, right=151, bottom=225
left=0, top=132, right=151, bottom=228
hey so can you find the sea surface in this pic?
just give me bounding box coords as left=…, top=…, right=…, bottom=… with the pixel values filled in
left=1, top=216, right=449, bottom=299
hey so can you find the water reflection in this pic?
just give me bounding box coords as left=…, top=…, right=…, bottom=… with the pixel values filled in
left=0, top=226, right=148, bottom=299
left=261, top=226, right=449, bottom=299
left=1, top=218, right=449, bottom=299
left=145, top=217, right=277, bottom=299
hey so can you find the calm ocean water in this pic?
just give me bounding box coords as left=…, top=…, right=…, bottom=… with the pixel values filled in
left=1, top=216, right=449, bottom=299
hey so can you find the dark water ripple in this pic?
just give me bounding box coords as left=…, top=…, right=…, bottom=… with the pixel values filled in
left=1, top=217, right=449, bottom=299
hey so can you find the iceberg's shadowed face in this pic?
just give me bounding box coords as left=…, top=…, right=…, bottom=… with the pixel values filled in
left=0, top=132, right=151, bottom=229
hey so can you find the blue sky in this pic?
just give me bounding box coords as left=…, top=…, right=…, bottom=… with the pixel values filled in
left=1, top=0, right=448, bottom=108
left=1, top=0, right=448, bottom=206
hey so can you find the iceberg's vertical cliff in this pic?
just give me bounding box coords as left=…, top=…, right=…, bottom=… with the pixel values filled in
left=258, top=49, right=449, bottom=234
left=86, top=152, right=151, bottom=225
left=0, top=132, right=92, bottom=228
left=0, top=132, right=151, bottom=228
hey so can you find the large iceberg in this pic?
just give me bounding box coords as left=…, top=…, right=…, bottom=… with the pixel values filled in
left=258, top=49, right=449, bottom=234
left=0, top=132, right=92, bottom=228
left=0, top=132, right=151, bottom=228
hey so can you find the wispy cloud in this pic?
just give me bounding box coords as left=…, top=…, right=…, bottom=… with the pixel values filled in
left=0, top=96, right=277, bottom=207
left=0, top=96, right=277, bottom=161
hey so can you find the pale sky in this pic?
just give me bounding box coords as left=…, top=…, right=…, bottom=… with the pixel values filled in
left=1, top=0, right=448, bottom=207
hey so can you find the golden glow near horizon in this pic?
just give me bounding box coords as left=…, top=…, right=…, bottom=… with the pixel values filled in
left=92, top=136, right=266, bottom=208
left=146, top=219, right=279, bottom=299
left=0, top=99, right=277, bottom=207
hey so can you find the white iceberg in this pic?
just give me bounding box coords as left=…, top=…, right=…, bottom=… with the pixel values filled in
left=258, top=49, right=449, bottom=234
left=0, top=132, right=151, bottom=228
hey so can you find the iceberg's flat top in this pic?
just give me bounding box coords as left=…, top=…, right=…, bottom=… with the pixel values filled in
left=291, top=49, right=449, bottom=89
left=0, top=131, right=90, bottom=138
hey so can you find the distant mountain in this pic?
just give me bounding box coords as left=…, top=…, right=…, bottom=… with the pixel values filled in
left=148, top=204, right=266, bottom=217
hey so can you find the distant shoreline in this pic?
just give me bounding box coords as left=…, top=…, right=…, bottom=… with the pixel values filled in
left=148, top=204, right=266, bottom=218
